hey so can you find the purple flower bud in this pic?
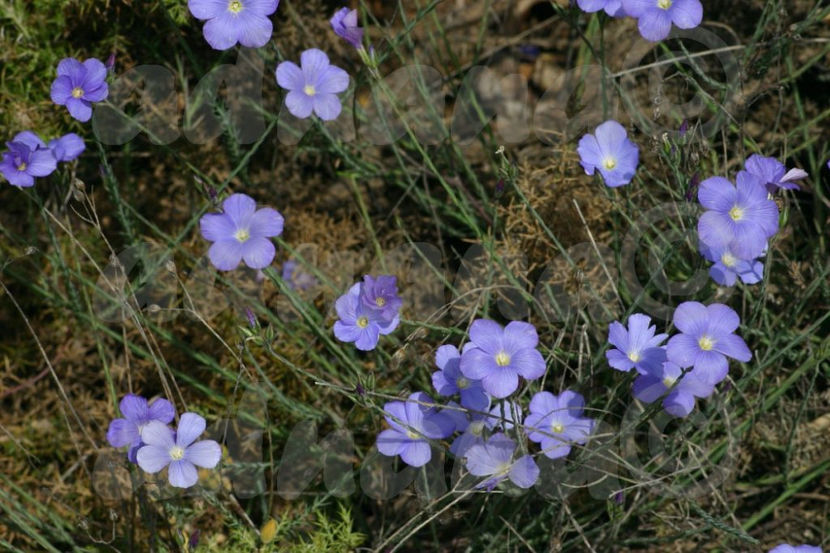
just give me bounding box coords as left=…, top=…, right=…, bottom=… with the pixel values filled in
left=106, top=53, right=116, bottom=72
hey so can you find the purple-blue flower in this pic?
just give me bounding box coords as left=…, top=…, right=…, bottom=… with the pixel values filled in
left=768, top=546, right=822, bottom=553
left=523, top=390, right=595, bottom=459
left=576, top=0, right=626, bottom=17
left=281, top=260, right=317, bottom=290
left=666, top=302, right=752, bottom=385
left=136, top=413, right=222, bottom=488
left=459, top=320, right=546, bottom=399
left=330, top=7, right=364, bottom=49
left=359, top=274, right=402, bottom=321
left=187, top=0, right=279, bottom=50
left=200, top=193, right=284, bottom=271
left=699, top=241, right=764, bottom=287
left=107, top=394, right=176, bottom=463
left=622, top=0, right=703, bottom=42
left=449, top=412, right=488, bottom=457
left=0, top=132, right=58, bottom=188
left=432, top=344, right=490, bottom=411
left=48, top=133, right=86, bottom=162
left=376, top=392, right=454, bottom=467
left=697, top=171, right=779, bottom=260
left=744, top=154, right=808, bottom=194
left=485, top=400, right=521, bottom=432
left=577, top=120, right=640, bottom=187
left=464, top=432, right=540, bottom=490
left=333, top=282, right=399, bottom=351
left=605, top=313, right=667, bottom=373
left=276, top=49, right=349, bottom=121
left=632, top=361, right=714, bottom=417
left=50, top=58, right=109, bottom=122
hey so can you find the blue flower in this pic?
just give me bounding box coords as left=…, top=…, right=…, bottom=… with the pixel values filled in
left=523, top=390, right=595, bottom=459
left=0, top=131, right=57, bottom=188
left=431, top=344, right=490, bottom=411
left=577, top=120, right=640, bottom=187
left=276, top=49, right=349, bottom=121
left=576, top=0, right=626, bottom=16
left=50, top=58, right=109, bottom=122
left=359, top=274, right=402, bottom=321
left=744, top=154, right=808, bottom=194
left=330, top=7, right=364, bottom=49
left=48, top=133, right=85, bottom=162
left=376, top=392, right=454, bottom=467
left=464, top=432, right=539, bottom=490
left=622, top=0, right=703, bottom=42
left=632, top=361, right=714, bottom=417
left=333, top=282, right=399, bottom=351
left=605, top=313, right=667, bottom=374
left=699, top=241, right=764, bottom=287
left=187, top=0, right=279, bottom=50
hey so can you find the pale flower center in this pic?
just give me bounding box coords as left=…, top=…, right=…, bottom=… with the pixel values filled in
left=469, top=421, right=485, bottom=436
left=720, top=252, right=736, bottom=267
left=729, top=206, right=744, bottom=222
left=495, top=351, right=511, bottom=367
left=698, top=335, right=715, bottom=351
left=169, top=446, right=185, bottom=461
left=628, top=351, right=641, bottom=363
left=71, top=87, right=84, bottom=99
left=603, top=157, right=617, bottom=170
left=657, top=0, right=672, bottom=9
left=234, top=228, right=250, bottom=243
left=228, top=0, right=243, bottom=13
left=375, top=296, right=386, bottom=307
left=356, top=316, right=369, bottom=328
left=304, top=84, right=316, bottom=96
left=406, top=429, right=419, bottom=440
left=662, top=376, right=676, bottom=388
left=17, top=162, right=27, bottom=172
left=456, top=377, right=470, bottom=389
left=552, top=422, right=564, bottom=434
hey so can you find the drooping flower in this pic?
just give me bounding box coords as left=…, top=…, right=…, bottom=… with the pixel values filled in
left=699, top=241, right=764, bottom=287
left=333, top=282, right=399, bottom=351
left=577, top=120, right=640, bottom=188
left=50, top=58, right=109, bottom=122
left=376, top=392, right=454, bottom=467
left=697, top=172, right=779, bottom=260
left=459, top=320, right=546, bottom=399
left=744, top=154, right=808, bottom=194
left=622, top=0, right=703, bottom=42
left=523, top=390, right=595, bottom=459
left=666, top=302, right=752, bottom=384
left=0, top=132, right=58, bottom=188
left=275, top=49, right=350, bottom=121
left=431, top=344, right=490, bottom=411
left=107, top=394, right=176, bottom=463
left=632, top=361, right=714, bottom=417
left=136, top=413, right=222, bottom=488
left=187, top=0, right=279, bottom=50
left=330, top=7, right=364, bottom=49
left=359, top=274, right=402, bottom=321
left=768, top=545, right=822, bottom=553
left=199, top=193, right=284, bottom=271
left=464, top=432, right=539, bottom=490
left=48, top=133, right=86, bottom=162
left=605, top=313, right=668, bottom=374
left=576, top=0, right=626, bottom=17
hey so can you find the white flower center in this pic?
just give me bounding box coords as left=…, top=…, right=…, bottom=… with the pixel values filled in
left=228, top=0, right=243, bottom=14
left=603, top=157, right=617, bottom=170
left=551, top=422, right=564, bottom=434
left=657, top=0, right=672, bottom=9
left=729, top=206, right=744, bottom=222
left=169, top=446, right=185, bottom=461
left=71, top=87, right=84, bottom=99
left=356, top=316, right=369, bottom=328
left=17, top=162, right=27, bottom=172
left=304, top=84, right=316, bottom=96
left=628, top=351, right=641, bottom=363
left=375, top=296, right=386, bottom=307
left=698, top=335, right=715, bottom=351
left=456, top=376, right=470, bottom=389
left=662, top=376, right=676, bottom=388
left=406, top=429, right=420, bottom=440
left=495, top=351, right=511, bottom=367
left=234, top=228, right=250, bottom=243
left=469, top=421, right=485, bottom=436
left=720, top=253, right=736, bottom=267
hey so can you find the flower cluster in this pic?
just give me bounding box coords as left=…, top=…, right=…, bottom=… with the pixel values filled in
left=376, top=318, right=596, bottom=492
left=107, top=394, right=222, bottom=488
left=607, top=302, right=751, bottom=417
left=334, top=275, right=402, bottom=351
left=0, top=131, right=84, bottom=188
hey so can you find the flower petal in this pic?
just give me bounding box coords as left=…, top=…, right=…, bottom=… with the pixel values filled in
left=312, top=94, right=343, bottom=121
left=176, top=413, right=207, bottom=448
left=276, top=61, right=305, bottom=91
left=168, top=459, right=199, bottom=488
left=136, top=445, right=171, bottom=473
left=208, top=240, right=244, bottom=271
left=185, top=440, right=222, bottom=468
left=241, top=237, right=276, bottom=269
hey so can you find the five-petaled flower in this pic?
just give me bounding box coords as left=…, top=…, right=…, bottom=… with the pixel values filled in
left=622, top=0, right=703, bottom=42
left=577, top=120, right=640, bottom=188
left=333, top=280, right=399, bottom=351
left=460, top=320, right=546, bottom=399
left=464, top=432, right=540, bottom=490
left=523, top=390, right=595, bottom=459
left=200, top=193, right=284, bottom=271
left=632, top=361, right=714, bottom=417
left=697, top=171, right=779, bottom=260
left=107, top=394, right=176, bottom=463
left=136, top=413, right=222, bottom=488
left=376, top=392, right=454, bottom=467
left=0, top=131, right=58, bottom=188
left=50, top=58, right=109, bottom=122
left=666, top=301, right=752, bottom=385
left=187, top=0, right=280, bottom=50
left=276, top=49, right=350, bottom=121
left=605, top=313, right=668, bottom=374
left=432, top=344, right=490, bottom=411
